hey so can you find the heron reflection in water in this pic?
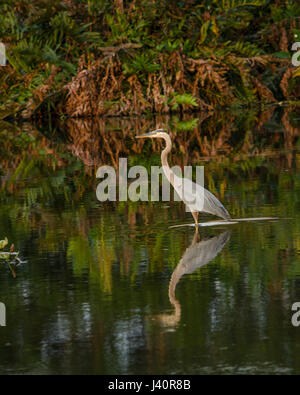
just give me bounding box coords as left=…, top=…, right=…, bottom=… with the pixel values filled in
left=135, top=129, right=231, bottom=230
left=156, top=230, right=231, bottom=327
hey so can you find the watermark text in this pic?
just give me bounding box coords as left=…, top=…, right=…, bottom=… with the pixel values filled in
left=0, top=302, right=6, bottom=326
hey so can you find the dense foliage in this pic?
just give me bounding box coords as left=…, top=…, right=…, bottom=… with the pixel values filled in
left=1, top=0, right=300, bottom=117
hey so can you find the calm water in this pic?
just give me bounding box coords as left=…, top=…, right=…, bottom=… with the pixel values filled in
left=0, top=109, right=299, bottom=374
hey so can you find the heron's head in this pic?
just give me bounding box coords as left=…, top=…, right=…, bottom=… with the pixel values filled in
left=135, top=128, right=168, bottom=140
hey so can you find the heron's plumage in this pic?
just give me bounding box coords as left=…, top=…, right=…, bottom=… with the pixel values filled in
left=136, top=129, right=231, bottom=221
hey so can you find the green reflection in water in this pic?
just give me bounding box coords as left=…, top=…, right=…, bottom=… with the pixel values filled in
left=0, top=109, right=299, bottom=374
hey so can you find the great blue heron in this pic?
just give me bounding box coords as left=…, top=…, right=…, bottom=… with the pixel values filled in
left=136, top=129, right=231, bottom=228
left=154, top=230, right=231, bottom=327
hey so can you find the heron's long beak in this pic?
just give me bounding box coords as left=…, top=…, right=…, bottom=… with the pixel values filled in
left=135, top=131, right=156, bottom=139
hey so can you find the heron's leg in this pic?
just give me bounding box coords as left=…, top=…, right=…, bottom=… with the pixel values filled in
left=192, top=227, right=200, bottom=244
left=192, top=211, right=199, bottom=231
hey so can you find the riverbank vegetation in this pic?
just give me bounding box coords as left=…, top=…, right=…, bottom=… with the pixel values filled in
left=1, top=0, right=300, bottom=119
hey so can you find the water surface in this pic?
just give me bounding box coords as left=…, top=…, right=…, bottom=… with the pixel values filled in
left=0, top=109, right=299, bottom=374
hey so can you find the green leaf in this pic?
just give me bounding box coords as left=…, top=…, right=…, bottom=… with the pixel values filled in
left=199, top=21, right=210, bottom=45
left=175, top=118, right=199, bottom=131
left=293, top=67, right=300, bottom=78
left=273, top=51, right=290, bottom=59
left=170, top=93, right=198, bottom=109
left=0, top=237, right=8, bottom=250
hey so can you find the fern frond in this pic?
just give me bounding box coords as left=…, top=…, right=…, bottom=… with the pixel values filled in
left=231, top=41, right=263, bottom=57
left=169, top=93, right=198, bottom=110
left=218, top=0, right=268, bottom=11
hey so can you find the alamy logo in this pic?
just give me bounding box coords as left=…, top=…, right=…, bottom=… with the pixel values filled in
left=0, top=43, right=6, bottom=66
left=96, top=158, right=205, bottom=212
left=0, top=302, right=6, bottom=326
left=291, top=42, right=300, bottom=67
left=291, top=302, right=300, bottom=327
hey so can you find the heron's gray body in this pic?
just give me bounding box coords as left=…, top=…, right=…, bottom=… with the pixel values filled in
left=156, top=230, right=231, bottom=327
left=136, top=129, right=231, bottom=223
left=179, top=230, right=231, bottom=274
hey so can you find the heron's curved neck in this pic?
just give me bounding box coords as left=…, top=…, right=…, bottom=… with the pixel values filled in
left=161, top=134, right=172, bottom=168
left=168, top=265, right=182, bottom=320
